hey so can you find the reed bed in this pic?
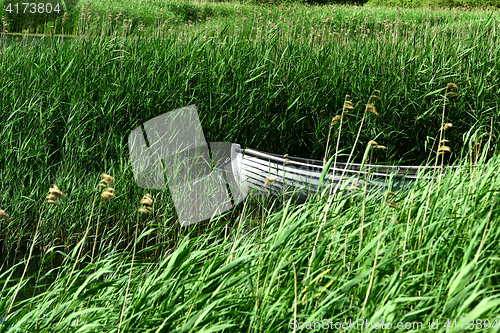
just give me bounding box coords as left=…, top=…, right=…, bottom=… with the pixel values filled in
left=0, top=2, right=499, bottom=331
left=0, top=4, right=498, bottom=249
left=0, top=151, right=499, bottom=331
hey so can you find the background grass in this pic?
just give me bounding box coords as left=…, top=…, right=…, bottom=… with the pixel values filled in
left=1, top=4, right=499, bottom=162
left=1, top=0, right=499, bottom=35
left=1, top=1, right=500, bottom=331
left=1, top=0, right=499, bottom=273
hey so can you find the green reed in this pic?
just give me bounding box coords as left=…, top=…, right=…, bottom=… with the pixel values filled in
left=0, top=150, right=499, bottom=331
left=0, top=2, right=499, bottom=331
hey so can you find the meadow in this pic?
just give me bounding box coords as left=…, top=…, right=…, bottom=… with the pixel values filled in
left=0, top=1, right=500, bottom=331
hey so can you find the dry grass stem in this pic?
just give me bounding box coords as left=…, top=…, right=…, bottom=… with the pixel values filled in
left=323, top=112, right=344, bottom=165
left=92, top=178, right=116, bottom=263
left=420, top=83, right=456, bottom=251
left=292, top=262, right=297, bottom=333
left=119, top=193, right=154, bottom=333
left=8, top=185, right=63, bottom=314
left=362, top=213, right=384, bottom=316
left=332, top=95, right=353, bottom=172
left=309, top=90, right=381, bottom=279
left=69, top=174, right=115, bottom=284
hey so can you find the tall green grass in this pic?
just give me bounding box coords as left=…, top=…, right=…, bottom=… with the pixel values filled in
left=1, top=151, right=499, bottom=331
left=1, top=0, right=499, bottom=266
left=1, top=4, right=499, bottom=331
left=1, top=6, right=499, bottom=161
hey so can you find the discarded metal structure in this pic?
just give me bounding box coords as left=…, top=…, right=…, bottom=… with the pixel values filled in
left=129, top=105, right=452, bottom=226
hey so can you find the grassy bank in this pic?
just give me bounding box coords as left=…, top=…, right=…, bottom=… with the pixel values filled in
left=1, top=152, right=499, bottom=331
left=1, top=2, right=500, bottom=331
left=1, top=0, right=499, bottom=270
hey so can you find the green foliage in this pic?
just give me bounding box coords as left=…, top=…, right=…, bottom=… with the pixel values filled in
left=0, top=3, right=500, bottom=330
left=0, top=7, right=499, bottom=247
left=366, top=0, right=424, bottom=7
left=1, top=5, right=499, bottom=165
left=0, top=153, right=499, bottom=330
left=438, top=0, right=500, bottom=7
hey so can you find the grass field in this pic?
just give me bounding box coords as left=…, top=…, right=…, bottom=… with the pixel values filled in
left=0, top=1, right=499, bottom=331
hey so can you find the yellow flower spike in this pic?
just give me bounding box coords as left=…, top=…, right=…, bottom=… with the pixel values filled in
left=0, top=209, right=9, bottom=222
left=140, top=196, right=153, bottom=206
left=343, top=101, right=354, bottom=110
left=138, top=207, right=152, bottom=214
left=368, top=140, right=386, bottom=150
left=437, top=146, right=452, bottom=154
left=385, top=200, right=399, bottom=209
left=388, top=217, right=399, bottom=223
left=47, top=185, right=64, bottom=199
left=138, top=194, right=153, bottom=214
left=99, top=173, right=114, bottom=185
left=332, top=115, right=342, bottom=122
left=263, top=177, right=275, bottom=187
left=348, top=183, right=360, bottom=191
left=367, top=105, right=379, bottom=117
left=100, top=187, right=115, bottom=203
left=46, top=185, right=64, bottom=205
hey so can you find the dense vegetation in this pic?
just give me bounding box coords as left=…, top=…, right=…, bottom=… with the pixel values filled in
left=1, top=3, right=499, bottom=162
left=0, top=1, right=499, bottom=331
left=0, top=0, right=499, bottom=35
